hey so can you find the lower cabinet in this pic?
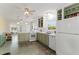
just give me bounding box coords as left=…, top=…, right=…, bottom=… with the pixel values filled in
left=18, top=33, right=29, bottom=42
left=37, top=33, right=56, bottom=51
left=49, top=35, right=56, bottom=51
left=0, top=35, right=6, bottom=46
left=37, top=33, right=49, bottom=46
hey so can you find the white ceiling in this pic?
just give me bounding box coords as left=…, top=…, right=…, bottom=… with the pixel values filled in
left=0, top=3, right=72, bottom=23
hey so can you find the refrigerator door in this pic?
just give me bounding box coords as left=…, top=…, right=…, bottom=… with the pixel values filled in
left=56, top=33, right=79, bottom=55
left=57, top=17, right=79, bottom=34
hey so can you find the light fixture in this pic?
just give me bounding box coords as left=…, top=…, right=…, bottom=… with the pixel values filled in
left=24, top=11, right=29, bottom=15
left=17, top=22, right=20, bottom=24
left=24, top=8, right=30, bottom=15
left=25, top=23, right=28, bottom=24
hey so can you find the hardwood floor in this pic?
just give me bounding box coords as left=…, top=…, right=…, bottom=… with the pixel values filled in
left=0, top=41, right=56, bottom=55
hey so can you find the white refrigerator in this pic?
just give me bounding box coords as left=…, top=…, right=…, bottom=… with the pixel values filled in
left=56, top=16, right=79, bottom=55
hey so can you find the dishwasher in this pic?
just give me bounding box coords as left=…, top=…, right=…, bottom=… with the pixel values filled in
left=49, top=34, right=56, bottom=51
left=29, top=32, right=36, bottom=42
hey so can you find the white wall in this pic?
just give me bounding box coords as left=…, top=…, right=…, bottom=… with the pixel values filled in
left=17, top=22, right=31, bottom=33
left=0, top=17, right=10, bottom=33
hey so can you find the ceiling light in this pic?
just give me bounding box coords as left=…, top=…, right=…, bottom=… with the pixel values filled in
left=25, top=23, right=28, bottom=24
left=17, top=22, right=20, bottom=24
left=24, top=11, right=29, bottom=15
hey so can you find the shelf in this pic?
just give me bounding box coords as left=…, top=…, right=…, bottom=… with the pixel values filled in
left=64, top=3, right=79, bottom=19
left=57, top=9, right=62, bottom=20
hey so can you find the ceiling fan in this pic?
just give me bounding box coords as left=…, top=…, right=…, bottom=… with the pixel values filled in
left=16, top=6, right=36, bottom=16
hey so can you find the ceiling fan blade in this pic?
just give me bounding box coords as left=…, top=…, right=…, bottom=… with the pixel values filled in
left=16, top=6, right=25, bottom=12
left=30, top=10, right=36, bottom=12
left=16, top=5, right=36, bottom=16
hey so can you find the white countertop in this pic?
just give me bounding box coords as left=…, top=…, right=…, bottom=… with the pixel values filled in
left=37, top=32, right=56, bottom=36
left=48, top=34, right=56, bottom=36
left=37, top=32, right=46, bottom=33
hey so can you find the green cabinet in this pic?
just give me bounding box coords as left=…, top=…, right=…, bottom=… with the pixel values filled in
left=64, top=3, right=79, bottom=19
left=43, top=34, right=49, bottom=46
left=76, top=5, right=79, bottom=12
left=72, top=7, right=76, bottom=14
left=18, top=33, right=29, bottom=42
left=37, top=33, right=49, bottom=46
left=57, top=9, right=62, bottom=20
left=0, top=35, right=6, bottom=46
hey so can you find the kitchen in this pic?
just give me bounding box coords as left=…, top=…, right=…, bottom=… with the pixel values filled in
left=0, top=3, right=76, bottom=55
left=0, top=3, right=59, bottom=55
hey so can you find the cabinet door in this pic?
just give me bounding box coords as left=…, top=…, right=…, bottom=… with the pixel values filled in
left=39, top=33, right=42, bottom=42
left=49, top=35, right=56, bottom=51
left=41, top=34, right=45, bottom=45
left=41, top=19, right=43, bottom=27
left=76, top=5, right=79, bottom=12
left=37, top=33, right=41, bottom=41
left=37, top=33, right=49, bottom=46
left=57, top=9, right=62, bottom=20
left=0, top=35, right=5, bottom=46
left=38, top=19, right=40, bottom=27
left=43, top=34, right=49, bottom=46
left=18, top=33, right=29, bottom=42
left=0, top=35, right=1, bottom=46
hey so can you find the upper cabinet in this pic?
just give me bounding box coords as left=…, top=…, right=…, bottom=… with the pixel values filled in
left=64, top=3, right=79, bottom=19
left=57, top=9, right=62, bottom=20
left=38, top=17, right=43, bottom=27
left=38, top=19, right=40, bottom=27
